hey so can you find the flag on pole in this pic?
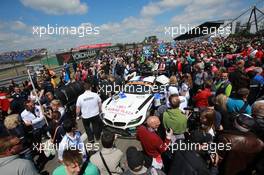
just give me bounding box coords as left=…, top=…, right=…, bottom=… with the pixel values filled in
left=159, top=43, right=166, bottom=56
left=143, top=45, right=151, bottom=58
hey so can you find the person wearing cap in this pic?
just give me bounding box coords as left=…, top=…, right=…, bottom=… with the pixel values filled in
left=136, top=116, right=173, bottom=169
left=226, top=88, right=252, bottom=115
left=0, top=136, right=39, bottom=175
left=216, top=114, right=264, bottom=175
left=168, top=129, right=219, bottom=175
left=122, top=146, right=165, bottom=175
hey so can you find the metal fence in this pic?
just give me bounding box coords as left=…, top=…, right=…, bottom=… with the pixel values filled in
left=0, top=66, right=63, bottom=88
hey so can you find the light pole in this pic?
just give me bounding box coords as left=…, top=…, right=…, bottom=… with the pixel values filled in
left=46, top=50, right=50, bottom=68
left=12, top=52, right=19, bottom=76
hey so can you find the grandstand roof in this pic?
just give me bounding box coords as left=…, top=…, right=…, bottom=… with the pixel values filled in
left=174, top=20, right=224, bottom=40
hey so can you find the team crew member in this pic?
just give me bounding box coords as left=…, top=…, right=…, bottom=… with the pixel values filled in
left=76, top=82, right=102, bottom=143
left=20, top=100, right=46, bottom=144
left=215, top=71, right=232, bottom=97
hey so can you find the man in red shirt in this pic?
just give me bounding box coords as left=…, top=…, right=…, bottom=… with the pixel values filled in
left=136, top=116, right=173, bottom=169
left=193, top=80, right=212, bottom=108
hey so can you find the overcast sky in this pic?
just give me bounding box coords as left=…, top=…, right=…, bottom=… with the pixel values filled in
left=0, top=0, right=263, bottom=52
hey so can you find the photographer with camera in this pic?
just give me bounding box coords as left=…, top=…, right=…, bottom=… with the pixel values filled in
left=167, top=107, right=221, bottom=175
left=215, top=113, right=264, bottom=175
left=168, top=128, right=220, bottom=175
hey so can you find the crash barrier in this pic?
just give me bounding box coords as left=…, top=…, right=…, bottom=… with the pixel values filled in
left=0, top=66, right=63, bottom=88
left=54, top=81, right=84, bottom=106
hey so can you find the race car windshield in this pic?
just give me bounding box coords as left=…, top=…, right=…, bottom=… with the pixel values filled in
left=123, top=84, right=152, bottom=94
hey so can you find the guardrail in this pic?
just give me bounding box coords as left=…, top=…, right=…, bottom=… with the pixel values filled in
left=0, top=66, right=63, bottom=88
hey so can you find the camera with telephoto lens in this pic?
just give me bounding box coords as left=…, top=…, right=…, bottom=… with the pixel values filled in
left=184, top=107, right=201, bottom=131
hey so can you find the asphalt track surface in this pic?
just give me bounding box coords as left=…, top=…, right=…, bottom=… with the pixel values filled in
left=43, top=119, right=142, bottom=174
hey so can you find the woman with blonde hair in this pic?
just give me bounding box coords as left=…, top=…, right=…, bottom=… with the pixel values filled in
left=4, top=114, right=20, bottom=130
left=50, top=99, right=65, bottom=121
left=215, top=94, right=235, bottom=130
left=165, top=76, right=179, bottom=106
left=4, top=114, right=33, bottom=160
left=169, top=75, right=178, bottom=85
left=215, top=94, right=228, bottom=113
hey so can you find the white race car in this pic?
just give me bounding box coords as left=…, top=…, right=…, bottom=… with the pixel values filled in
left=101, top=75, right=169, bottom=136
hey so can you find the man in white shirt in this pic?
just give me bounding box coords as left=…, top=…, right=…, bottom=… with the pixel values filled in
left=76, top=82, right=102, bottom=142
left=20, top=100, right=46, bottom=144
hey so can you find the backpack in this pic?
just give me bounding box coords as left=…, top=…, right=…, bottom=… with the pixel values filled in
left=223, top=101, right=249, bottom=130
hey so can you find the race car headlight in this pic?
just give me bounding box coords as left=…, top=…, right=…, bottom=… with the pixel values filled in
left=99, top=113, right=105, bottom=120
left=128, top=116, right=143, bottom=126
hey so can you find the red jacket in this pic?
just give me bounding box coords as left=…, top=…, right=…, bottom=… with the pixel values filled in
left=0, top=93, right=10, bottom=112
left=255, top=50, right=263, bottom=61
left=136, top=125, right=170, bottom=158
left=193, top=88, right=212, bottom=108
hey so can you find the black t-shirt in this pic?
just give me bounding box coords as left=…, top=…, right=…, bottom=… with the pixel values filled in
left=42, top=80, right=54, bottom=94
left=168, top=150, right=213, bottom=175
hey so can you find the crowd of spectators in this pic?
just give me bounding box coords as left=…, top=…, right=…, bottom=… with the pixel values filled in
left=0, top=49, right=44, bottom=63
left=0, top=34, right=264, bottom=175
